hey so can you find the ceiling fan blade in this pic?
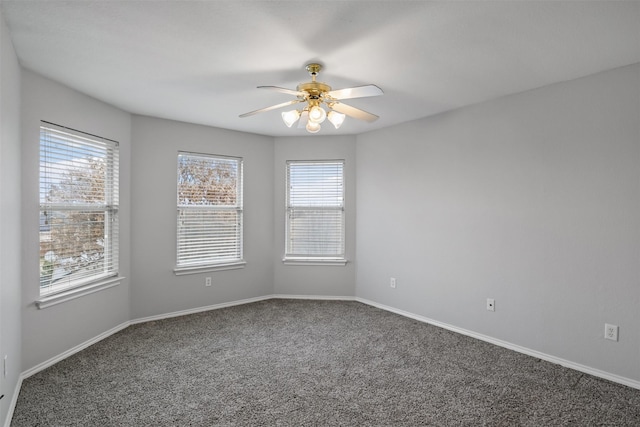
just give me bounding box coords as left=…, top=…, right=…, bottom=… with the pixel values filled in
left=258, top=86, right=306, bottom=97
left=239, top=99, right=302, bottom=118
left=330, top=102, right=379, bottom=123
left=326, top=85, right=383, bottom=100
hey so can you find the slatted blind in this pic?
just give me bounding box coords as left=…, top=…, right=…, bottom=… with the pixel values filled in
left=39, top=123, right=119, bottom=295
left=286, top=161, right=345, bottom=259
left=177, top=153, right=243, bottom=267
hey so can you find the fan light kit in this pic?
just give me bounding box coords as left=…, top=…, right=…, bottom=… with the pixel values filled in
left=240, top=63, right=383, bottom=133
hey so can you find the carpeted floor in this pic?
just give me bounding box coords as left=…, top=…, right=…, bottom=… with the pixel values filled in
left=11, top=299, right=640, bottom=426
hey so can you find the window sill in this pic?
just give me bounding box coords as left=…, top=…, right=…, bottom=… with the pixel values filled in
left=36, top=276, right=123, bottom=309
left=282, top=258, right=348, bottom=266
left=174, top=261, right=246, bottom=276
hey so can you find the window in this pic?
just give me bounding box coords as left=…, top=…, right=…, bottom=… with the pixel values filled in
left=176, top=152, right=243, bottom=272
left=285, top=160, right=345, bottom=262
left=39, top=123, right=119, bottom=296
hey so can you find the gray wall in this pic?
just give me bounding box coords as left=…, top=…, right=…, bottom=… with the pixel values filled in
left=8, top=52, right=639, bottom=417
left=355, top=64, right=640, bottom=381
left=21, top=70, right=132, bottom=371
left=0, top=9, right=22, bottom=423
left=273, top=136, right=357, bottom=297
left=130, top=116, right=274, bottom=319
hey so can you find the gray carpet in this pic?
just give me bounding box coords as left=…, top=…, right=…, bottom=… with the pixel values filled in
left=11, top=299, right=640, bottom=426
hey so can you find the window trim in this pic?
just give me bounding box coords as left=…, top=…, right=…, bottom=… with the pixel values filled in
left=284, top=159, right=346, bottom=264
left=35, top=276, right=123, bottom=309
left=175, top=151, right=244, bottom=271
left=39, top=122, right=120, bottom=298
left=173, top=260, right=246, bottom=276
left=282, top=258, right=348, bottom=266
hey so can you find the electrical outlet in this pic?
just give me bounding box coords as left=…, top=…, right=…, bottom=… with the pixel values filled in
left=486, top=298, right=495, bottom=312
left=205, top=277, right=212, bottom=287
left=605, top=323, right=618, bottom=341
left=3, top=355, right=7, bottom=378
left=390, top=277, right=396, bottom=289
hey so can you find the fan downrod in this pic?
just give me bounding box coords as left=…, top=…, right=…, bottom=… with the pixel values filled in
left=298, top=63, right=331, bottom=97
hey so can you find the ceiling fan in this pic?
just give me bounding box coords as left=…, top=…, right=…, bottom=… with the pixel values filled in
left=239, top=63, right=383, bottom=133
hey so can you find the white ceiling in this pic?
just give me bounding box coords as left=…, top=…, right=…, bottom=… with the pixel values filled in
left=2, top=1, right=639, bottom=137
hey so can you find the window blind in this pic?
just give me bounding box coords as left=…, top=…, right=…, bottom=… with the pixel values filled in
left=177, top=153, right=243, bottom=267
left=285, top=161, right=345, bottom=259
left=39, top=123, right=119, bottom=295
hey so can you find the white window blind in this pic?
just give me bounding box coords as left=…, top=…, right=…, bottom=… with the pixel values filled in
left=285, top=160, right=345, bottom=260
left=177, top=152, right=243, bottom=267
left=39, top=123, right=119, bottom=295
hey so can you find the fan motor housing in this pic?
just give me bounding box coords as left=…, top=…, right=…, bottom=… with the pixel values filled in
left=297, top=81, right=332, bottom=98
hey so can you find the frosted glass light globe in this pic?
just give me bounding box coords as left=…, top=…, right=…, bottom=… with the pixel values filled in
left=327, top=111, right=346, bottom=129
left=308, top=105, right=327, bottom=124
left=306, top=121, right=321, bottom=133
left=281, top=110, right=300, bottom=127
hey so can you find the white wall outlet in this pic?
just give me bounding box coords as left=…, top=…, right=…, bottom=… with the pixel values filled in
left=605, top=323, right=618, bottom=341
left=486, top=298, right=495, bottom=312
left=205, top=277, right=212, bottom=287
left=390, top=277, right=397, bottom=289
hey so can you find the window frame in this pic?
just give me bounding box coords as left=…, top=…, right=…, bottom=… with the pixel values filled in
left=174, top=151, right=245, bottom=275
left=284, top=159, right=346, bottom=265
left=38, top=122, right=120, bottom=299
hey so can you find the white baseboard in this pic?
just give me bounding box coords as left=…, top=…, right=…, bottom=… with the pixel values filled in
left=7, top=297, right=277, bottom=426
left=271, top=294, right=356, bottom=301
left=20, top=295, right=276, bottom=384
left=7, top=320, right=131, bottom=427
left=355, top=297, right=640, bottom=391
left=8, top=293, right=639, bottom=426
left=4, top=376, right=22, bottom=427
left=21, top=321, right=131, bottom=380
left=130, top=295, right=273, bottom=325
left=16, top=294, right=351, bottom=382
